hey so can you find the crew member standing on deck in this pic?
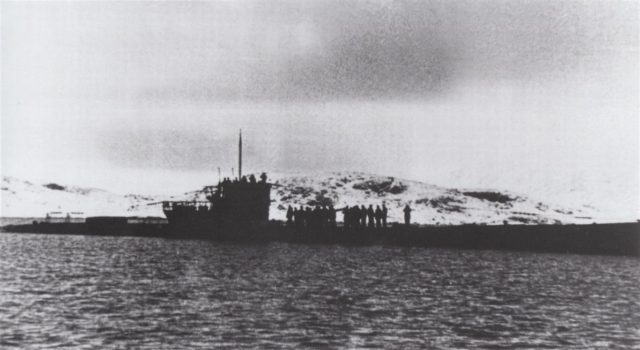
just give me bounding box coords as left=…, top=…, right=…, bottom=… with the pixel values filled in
left=293, top=207, right=299, bottom=226
left=382, top=204, right=388, bottom=228
left=322, top=206, right=329, bottom=227
left=360, top=205, right=367, bottom=227
left=329, top=205, right=336, bottom=227
left=343, top=206, right=350, bottom=227
left=286, top=206, right=294, bottom=225
left=404, top=204, right=412, bottom=225
left=367, top=205, right=375, bottom=228
left=375, top=205, right=383, bottom=228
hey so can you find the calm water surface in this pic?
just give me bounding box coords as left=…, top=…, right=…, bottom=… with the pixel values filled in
left=0, top=233, right=638, bottom=349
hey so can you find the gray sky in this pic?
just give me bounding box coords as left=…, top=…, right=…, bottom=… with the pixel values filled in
left=2, top=0, right=638, bottom=219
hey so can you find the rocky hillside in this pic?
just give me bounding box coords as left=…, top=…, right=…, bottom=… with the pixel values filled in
left=1, top=173, right=603, bottom=225
left=266, top=172, right=600, bottom=225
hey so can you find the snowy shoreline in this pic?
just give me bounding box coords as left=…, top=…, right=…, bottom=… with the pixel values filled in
left=1, top=172, right=617, bottom=225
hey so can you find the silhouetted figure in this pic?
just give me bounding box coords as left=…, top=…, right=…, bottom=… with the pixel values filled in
left=375, top=205, right=383, bottom=228
left=249, top=174, right=257, bottom=184
left=241, top=176, right=248, bottom=184
left=350, top=206, right=357, bottom=228
left=366, top=205, right=374, bottom=228
left=260, top=172, right=268, bottom=183
left=329, top=205, right=336, bottom=226
left=321, top=206, right=329, bottom=227
left=358, top=205, right=367, bottom=227
left=382, top=204, right=388, bottom=227
left=286, top=206, right=294, bottom=225
left=343, top=206, right=350, bottom=227
left=293, top=208, right=299, bottom=226
left=404, top=204, right=412, bottom=225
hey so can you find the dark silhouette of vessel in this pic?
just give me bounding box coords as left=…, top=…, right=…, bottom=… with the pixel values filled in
left=1, top=130, right=639, bottom=257
left=160, top=130, right=272, bottom=239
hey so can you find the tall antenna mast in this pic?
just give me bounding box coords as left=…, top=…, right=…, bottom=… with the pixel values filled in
left=238, top=129, right=242, bottom=179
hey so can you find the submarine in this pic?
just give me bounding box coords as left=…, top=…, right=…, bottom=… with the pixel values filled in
left=1, top=131, right=639, bottom=257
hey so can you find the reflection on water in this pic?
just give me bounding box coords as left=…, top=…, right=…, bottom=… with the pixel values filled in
left=0, top=233, right=638, bottom=349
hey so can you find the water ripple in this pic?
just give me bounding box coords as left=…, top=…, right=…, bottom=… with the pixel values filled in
left=0, top=233, right=638, bottom=349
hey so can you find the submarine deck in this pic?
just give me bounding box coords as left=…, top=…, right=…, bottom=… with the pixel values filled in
left=1, top=221, right=638, bottom=257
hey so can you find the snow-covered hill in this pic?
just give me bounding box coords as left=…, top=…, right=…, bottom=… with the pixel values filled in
left=1, top=173, right=607, bottom=225
left=0, top=177, right=166, bottom=218
left=266, top=172, right=603, bottom=225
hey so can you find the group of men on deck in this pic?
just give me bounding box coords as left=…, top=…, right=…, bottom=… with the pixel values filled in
left=342, top=204, right=388, bottom=228
left=286, top=205, right=337, bottom=229
left=218, top=172, right=268, bottom=189
left=285, top=203, right=411, bottom=229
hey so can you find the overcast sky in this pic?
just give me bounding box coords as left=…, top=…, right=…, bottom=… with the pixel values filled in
left=2, top=1, right=638, bottom=219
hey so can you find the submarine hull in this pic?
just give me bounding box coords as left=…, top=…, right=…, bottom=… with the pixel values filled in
left=2, top=221, right=638, bottom=257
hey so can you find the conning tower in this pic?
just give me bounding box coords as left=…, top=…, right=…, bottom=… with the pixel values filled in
left=161, top=130, right=271, bottom=234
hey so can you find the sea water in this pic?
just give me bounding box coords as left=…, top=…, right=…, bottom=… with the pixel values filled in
left=0, top=233, right=638, bottom=349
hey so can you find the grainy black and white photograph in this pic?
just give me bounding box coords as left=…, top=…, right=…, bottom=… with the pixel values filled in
left=1, top=0, right=639, bottom=348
